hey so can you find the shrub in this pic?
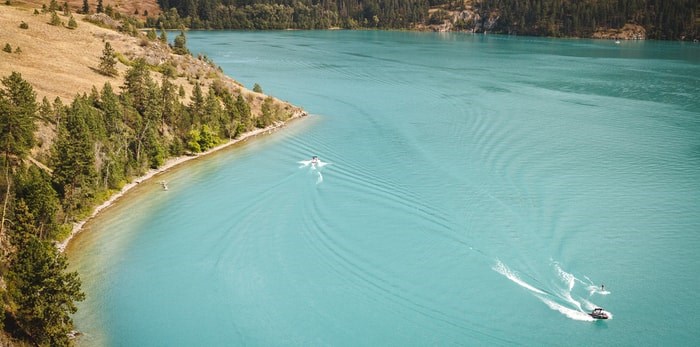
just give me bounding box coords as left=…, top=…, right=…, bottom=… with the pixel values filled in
left=3, top=43, right=12, bottom=53
left=253, top=83, right=263, bottom=93
left=19, top=21, right=29, bottom=29
left=15, top=47, right=22, bottom=54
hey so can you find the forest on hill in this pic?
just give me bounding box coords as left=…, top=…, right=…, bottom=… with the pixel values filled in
left=1, top=4, right=301, bottom=345
left=151, top=0, right=698, bottom=40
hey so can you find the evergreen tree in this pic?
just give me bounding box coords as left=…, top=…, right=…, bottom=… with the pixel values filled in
left=147, top=28, right=158, bottom=41
left=98, top=83, right=128, bottom=188
left=81, top=0, right=89, bottom=14
left=121, top=59, right=152, bottom=115
left=188, top=83, right=204, bottom=124
left=0, top=72, right=37, bottom=160
left=2, top=43, right=11, bottom=53
left=49, top=11, right=62, bottom=26
left=202, top=87, right=223, bottom=126
left=38, top=96, right=53, bottom=122
left=257, top=96, right=275, bottom=128
left=252, top=83, right=263, bottom=93
left=67, top=15, right=78, bottom=29
left=160, top=74, right=180, bottom=129
left=172, top=31, right=189, bottom=55
left=51, top=97, right=99, bottom=217
left=158, top=25, right=168, bottom=43
left=48, top=0, right=59, bottom=12
left=6, top=234, right=84, bottom=346
left=234, top=94, right=251, bottom=131
left=96, top=0, right=104, bottom=13
left=98, top=42, right=118, bottom=77
left=14, top=166, right=60, bottom=239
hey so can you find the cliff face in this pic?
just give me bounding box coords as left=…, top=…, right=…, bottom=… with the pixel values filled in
left=592, top=24, right=646, bottom=40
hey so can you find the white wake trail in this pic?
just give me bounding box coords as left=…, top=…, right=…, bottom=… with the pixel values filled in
left=493, top=260, right=547, bottom=295
left=493, top=260, right=612, bottom=321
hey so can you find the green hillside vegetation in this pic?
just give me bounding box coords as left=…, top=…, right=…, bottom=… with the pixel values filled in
left=149, top=0, right=698, bottom=40
left=1, top=4, right=302, bottom=345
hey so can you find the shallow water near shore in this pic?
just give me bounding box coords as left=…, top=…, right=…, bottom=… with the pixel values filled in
left=68, top=31, right=700, bottom=346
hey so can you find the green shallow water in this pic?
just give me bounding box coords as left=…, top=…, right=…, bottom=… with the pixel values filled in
left=68, top=31, right=700, bottom=346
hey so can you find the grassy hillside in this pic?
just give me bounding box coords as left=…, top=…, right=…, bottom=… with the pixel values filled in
left=15, top=0, right=161, bottom=18
left=2, top=4, right=302, bottom=158
left=1, top=3, right=303, bottom=345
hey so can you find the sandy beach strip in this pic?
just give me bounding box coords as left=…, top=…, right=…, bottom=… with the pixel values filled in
left=57, top=110, right=307, bottom=252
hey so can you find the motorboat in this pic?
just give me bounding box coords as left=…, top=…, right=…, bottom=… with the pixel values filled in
left=589, top=308, right=609, bottom=320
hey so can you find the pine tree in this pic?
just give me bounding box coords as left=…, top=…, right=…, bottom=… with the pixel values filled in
left=96, top=0, right=104, bottom=13
left=49, top=11, right=61, bottom=26
left=67, top=15, right=78, bottom=29
left=235, top=94, right=251, bottom=131
left=121, top=59, right=152, bottom=114
left=147, top=28, right=157, bottom=41
left=0, top=72, right=37, bottom=160
left=7, top=234, right=84, bottom=346
left=14, top=166, right=60, bottom=239
left=159, top=25, right=168, bottom=43
left=48, top=0, right=59, bottom=12
left=81, top=0, right=89, bottom=14
left=98, top=42, right=118, bottom=76
left=188, top=83, right=205, bottom=124
left=51, top=97, right=99, bottom=216
left=172, top=31, right=189, bottom=55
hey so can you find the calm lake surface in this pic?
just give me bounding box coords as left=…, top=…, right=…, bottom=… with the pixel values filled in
left=68, top=31, right=700, bottom=346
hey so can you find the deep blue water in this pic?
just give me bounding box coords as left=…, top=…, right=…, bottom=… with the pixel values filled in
left=69, top=31, right=700, bottom=346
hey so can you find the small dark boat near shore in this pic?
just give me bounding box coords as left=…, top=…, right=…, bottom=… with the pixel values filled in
left=589, top=308, right=609, bottom=320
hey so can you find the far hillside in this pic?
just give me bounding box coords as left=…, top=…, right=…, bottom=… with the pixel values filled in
left=151, top=0, right=698, bottom=40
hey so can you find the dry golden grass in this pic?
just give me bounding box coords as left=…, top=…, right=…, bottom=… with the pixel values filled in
left=1, top=4, right=303, bottom=161
left=1, top=5, right=136, bottom=101
left=16, top=0, right=161, bottom=18
left=1, top=4, right=297, bottom=108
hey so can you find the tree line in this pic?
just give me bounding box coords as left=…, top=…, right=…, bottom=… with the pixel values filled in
left=152, top=0, right=430, bottom=29
left=145, top=0, right=697, bottom=40
left=475, top=0, right=698, bottom=40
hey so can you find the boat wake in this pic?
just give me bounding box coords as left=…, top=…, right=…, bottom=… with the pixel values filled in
left=493, top=260, right=612, bottom=321
left=298, top=159, right=330, bottom=185
left=298, top=159, right=331, bottom=169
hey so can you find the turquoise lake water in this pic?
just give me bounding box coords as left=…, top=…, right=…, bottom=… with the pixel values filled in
left=68, top=31, right=700, bottom=346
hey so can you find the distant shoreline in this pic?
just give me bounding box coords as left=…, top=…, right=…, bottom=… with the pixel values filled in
left=58, top=110, right=307, bottom=252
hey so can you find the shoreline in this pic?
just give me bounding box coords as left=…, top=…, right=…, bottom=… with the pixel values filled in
left=58, top=110, right=307, bottom=252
